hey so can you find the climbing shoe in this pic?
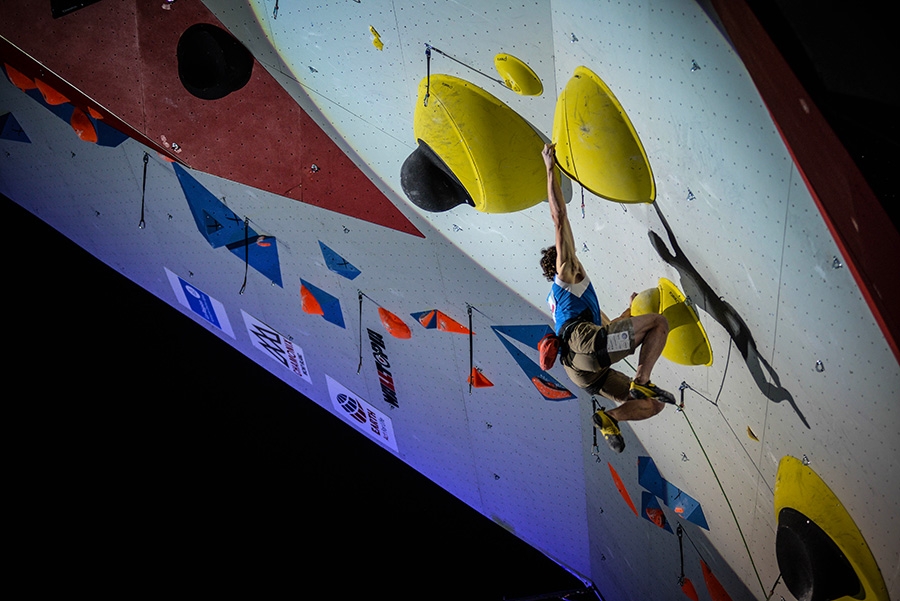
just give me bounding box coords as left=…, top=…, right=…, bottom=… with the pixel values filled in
left=629, top=380, right=676, bottom=405
left=592, top=409, right=625, bottom=453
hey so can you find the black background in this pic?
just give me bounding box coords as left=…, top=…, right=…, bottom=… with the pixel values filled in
left=7, top=193, right=583, bottom=598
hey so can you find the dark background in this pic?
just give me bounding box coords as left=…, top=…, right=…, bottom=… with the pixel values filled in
left=7, top=193, right=584, bottom=599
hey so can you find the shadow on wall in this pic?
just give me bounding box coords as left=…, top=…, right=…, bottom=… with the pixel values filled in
left=649, top=203, right=809, bottom=429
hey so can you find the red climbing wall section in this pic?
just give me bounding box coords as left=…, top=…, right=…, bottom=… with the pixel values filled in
left=0, top=0, right=423, bottom=237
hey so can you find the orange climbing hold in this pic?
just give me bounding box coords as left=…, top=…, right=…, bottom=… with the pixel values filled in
left=4, top=63, right=36, bottom=91
left=608, top=462, right=638, bottom=516
left=69, top=107, right=98, bottom=143
left=35, top=78, right=69, bottom=105
left=468, top=367, right=493, bottom=388
left=300, top=284, right=324, bottom=315
left=436, top=311, right=470, bottom=334
left=645, top=507, right=666, bottom=529
left=379, top=307, right=411, bottom=339
left=530, top=375, right=571, bottom=399
left=700, top=560, right=734, bottom=601
left=417, top=310, right=436, bottom=327
left=680, top=577, right=699, bottom=601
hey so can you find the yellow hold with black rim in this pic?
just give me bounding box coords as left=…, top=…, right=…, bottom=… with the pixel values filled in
left=774, top=455, right=888, bottom=601
left=412, top=74, right=549, bottom=213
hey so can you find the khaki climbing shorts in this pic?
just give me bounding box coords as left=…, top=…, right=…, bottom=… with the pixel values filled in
left=560, top=318, right=637, bottom=402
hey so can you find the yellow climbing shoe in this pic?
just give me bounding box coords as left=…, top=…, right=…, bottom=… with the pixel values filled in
left=592, top=409, right=625, bottom=453
left=630, top=380, right=676, bottom=405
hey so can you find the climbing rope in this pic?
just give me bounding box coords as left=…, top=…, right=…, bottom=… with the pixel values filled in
left=138, top=152, right=149, bottom=229
left=467, top=304, right=474, bottom=394
left=356, top=290, right=411, bottom=371
left=423, top=45, right=431, bottom=106
left=357, top=290, right=365, bottom=373
left=466, top=303, right=497, bottom=392
left=766, top=573, right=783, bottom=601
left=238, top=217, right=249, bottom=295
left=580, top=185, right=585, bottom=219
left=679, top=382, right=767, bottom=597
left=666, top=334, right=768, bottom=596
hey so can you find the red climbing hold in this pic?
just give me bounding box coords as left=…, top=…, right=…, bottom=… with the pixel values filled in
left=608, top=462, right=638, bottom=516
left=436, top=311, right=470, bottom=334
left=3, top=63, right=36, bottom=91
left=468, top=367, right=494, bottom=388
left=35, top=78, right=69, bottom=105
left=70, top=107, right=98, bottom=143
left=701, top=560, right=734, bottom=601
left=680, top=577, right=699, bottom=601
left=417, top=310, right=436, bottom=328
left=531, top=375, right=571, bottom=400
left=645, top=507, right=666, bottom=529
left=379, top=307, right=411, bottom=339
left=300, top=284, right=324, bottom=315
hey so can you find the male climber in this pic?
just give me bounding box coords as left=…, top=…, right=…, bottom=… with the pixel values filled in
left=541, top=143, right=674, bottom=453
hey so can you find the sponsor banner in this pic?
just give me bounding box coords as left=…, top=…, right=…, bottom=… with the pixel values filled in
left=165, top=267, right=235, bottom=338
left=241, top=310, right=312, bottom=383
left=367, top=328, right=399, bottom=407
left=326, top=375, right=398, bottom=452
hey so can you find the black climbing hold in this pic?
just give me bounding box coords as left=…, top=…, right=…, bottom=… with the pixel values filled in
left=177, top=23, right=253, bottom=100
left=776, top=507, right=861, bottom=601
left=400, top=139, right=473, bottom=213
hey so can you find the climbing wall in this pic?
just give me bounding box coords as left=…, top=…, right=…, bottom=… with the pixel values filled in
left=2, top=1, right=897, bottom=600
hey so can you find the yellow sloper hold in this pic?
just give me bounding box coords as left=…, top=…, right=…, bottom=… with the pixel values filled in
left=552, top=66, right=655, bottom=203
left=630, top=278, right=712, bottom=366
left=774, top=456, right=889, bottom=601
left=413, top=74, right=549, bottom=213
left=494, top=53, right=543, bottom=96
left=369, top=26, right=383, bottom=51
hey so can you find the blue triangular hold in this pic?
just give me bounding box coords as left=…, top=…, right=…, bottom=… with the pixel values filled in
left=319, top=241, right=361, bottom=280
left=493, top=329, right=575, bottom=401
left=173, top=163, right=283, bottom=286
left=173, top=163, right=246, bottom=248
left=491, top=324, right=554, bottom=349
left=637, top=455, right=668, bottom=498
left=638, top=456, right=708, bottom=530
left=0, top=112, right=30, bottom=143
left=227, top=236, right=283, bottom=287
left=300, top=279, right=345, bottom=328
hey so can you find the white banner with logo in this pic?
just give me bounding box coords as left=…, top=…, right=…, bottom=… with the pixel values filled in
left=326, top=375, right=398, bottom=452
left=241, top=310, right=312, bottom=383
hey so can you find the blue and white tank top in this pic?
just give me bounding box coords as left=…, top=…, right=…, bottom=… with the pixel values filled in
left=547, top=274, right=602, bottom=336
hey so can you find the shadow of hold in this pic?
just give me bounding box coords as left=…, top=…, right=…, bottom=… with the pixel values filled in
left=648, top=202, right=809, bottom=429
